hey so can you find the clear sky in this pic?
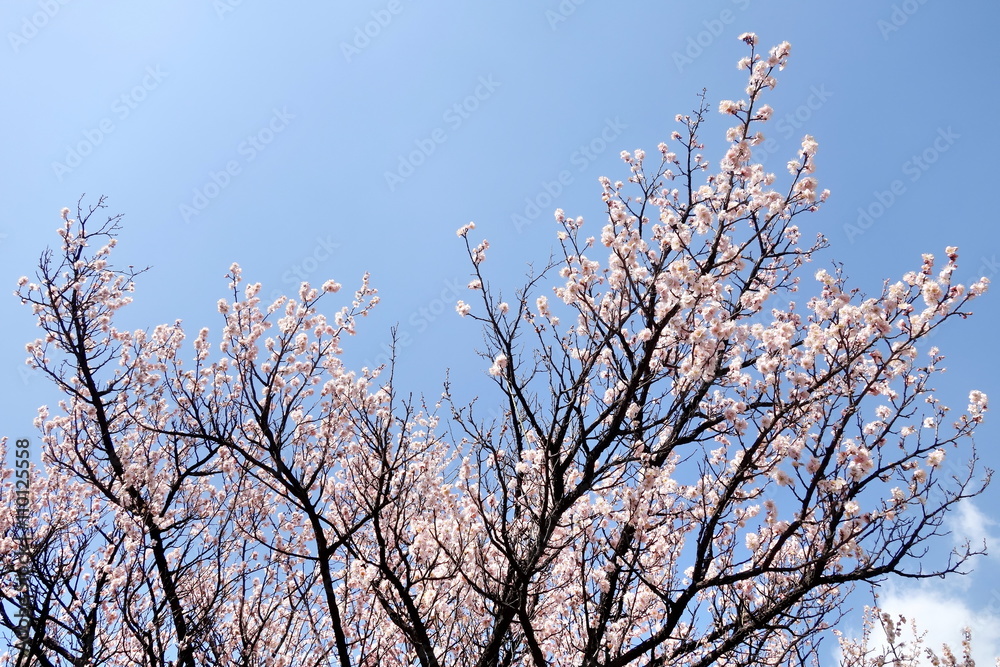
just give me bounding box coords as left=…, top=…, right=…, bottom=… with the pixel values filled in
left=2, top=1, right=998, bottom=661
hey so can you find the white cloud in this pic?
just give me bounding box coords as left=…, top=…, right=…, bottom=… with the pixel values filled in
left=880, top=587, right=1000, bottom=666
left=835, top=496, right=1000, bottom=667
left=947, top=500, right=997, bottom=561
left=837, top=583, right=1000, bottom=667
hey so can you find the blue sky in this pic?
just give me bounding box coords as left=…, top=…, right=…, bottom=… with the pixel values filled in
left=3, top=1, right=998, bottom=660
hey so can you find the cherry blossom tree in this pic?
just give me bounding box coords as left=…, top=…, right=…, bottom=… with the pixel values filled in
left=2, top=35, right=992, bottom=666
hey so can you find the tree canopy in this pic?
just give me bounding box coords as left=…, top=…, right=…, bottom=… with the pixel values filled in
left=2, top=37, right=991, bottom=667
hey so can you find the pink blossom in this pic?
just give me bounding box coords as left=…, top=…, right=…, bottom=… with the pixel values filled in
left=719, top=100, right=741, bottom=115
left=800, top=135, right=818, bottom=156
left=968, top=390, right=988, bottom=415
left=771, top=469, right=793, bottom=486
left=471, top=239, right=490, bottom=264
left=921, top=280, right=943, bottom=306
left=926, top=449, right=945, bottom=468
left=488, top=352, right=508, bottom=376
left=969, top=277, right=989, bottom=296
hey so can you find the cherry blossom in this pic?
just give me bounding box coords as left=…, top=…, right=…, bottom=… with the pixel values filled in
left=3, top=37, right=992, bottom=667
